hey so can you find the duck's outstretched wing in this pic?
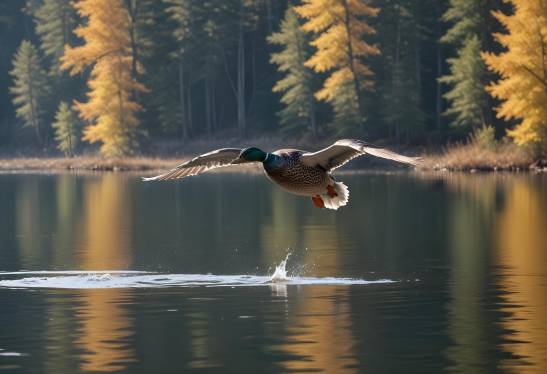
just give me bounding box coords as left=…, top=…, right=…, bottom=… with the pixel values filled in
left=301, top=139, right=420, bottom=171
left=143, top=148, right=242, bottom=181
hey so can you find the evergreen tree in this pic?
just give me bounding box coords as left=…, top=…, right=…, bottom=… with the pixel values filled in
left=376, top=0, right=426, bottom=142
left=62, top=0, right=147, bottom=157
left=221, top=0, right=263, bottom=137
left=33, top=0, right=77, bottom=75
left=165, top=1, right=263, bottom=138
left=138, top=0, right=181, bottom=136
left=482, top=0, right=547, bottom=148
left=164, top=0, right=199, bottom=139
left=295, top=0, right=380, bottom=132
left=268, top=5, right=317, bottom=136
left=9, top=40, right=49, bottom=145
left=196, top=5, right=231, bottom=136
left=440, top=35, right=487, bottom=127
left=440, top=0, right=498, bottom=130
left=52, top=101, right=79, bottom=156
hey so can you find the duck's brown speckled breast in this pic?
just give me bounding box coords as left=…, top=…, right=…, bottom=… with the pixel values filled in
left=264, top=149, right=330, bottom=196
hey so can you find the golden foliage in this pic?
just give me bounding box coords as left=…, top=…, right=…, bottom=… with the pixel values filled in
left=295, top=0, right=379, bottom=102
left=482, top=0, right=547, bottom=148
left=62, top=0, right=146, bottom=156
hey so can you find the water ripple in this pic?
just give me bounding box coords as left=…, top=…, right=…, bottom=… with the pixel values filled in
left=0, top=271, right=395, bottom=289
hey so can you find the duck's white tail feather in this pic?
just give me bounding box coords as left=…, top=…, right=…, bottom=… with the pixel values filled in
left=322, top=181, right=349, bottom=210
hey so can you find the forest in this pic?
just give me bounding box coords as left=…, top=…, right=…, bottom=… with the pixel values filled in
left=0, top=0, right=545, bottom=158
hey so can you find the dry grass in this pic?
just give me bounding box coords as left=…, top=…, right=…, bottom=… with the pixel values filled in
left=0, top=155, right=266, bottom=176
left=0, top=136, right=330, bottom=173
left=420, top=142, right=542, bottom=171
left=0, top=156, right=182, bottom=172
left=1, top=137, right=543, bottom=174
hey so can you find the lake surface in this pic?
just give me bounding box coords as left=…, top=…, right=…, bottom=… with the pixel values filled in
left=0, top=171, right=545, bottom=373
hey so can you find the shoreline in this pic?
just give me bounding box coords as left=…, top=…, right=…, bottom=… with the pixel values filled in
left=0, top=140, right=544, bottom=173
left=0, top=156, right=183, bottom=173
left=0, top=155, right=544, bottom=174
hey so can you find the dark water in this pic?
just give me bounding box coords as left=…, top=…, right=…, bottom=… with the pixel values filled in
left=0, top=171, right=546, bottom=373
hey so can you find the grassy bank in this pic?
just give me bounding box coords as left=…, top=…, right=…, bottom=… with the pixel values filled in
left=0, top=137, right=413, bottom=173
left=0, top=137, right=544, bottom=173
left=0, top=156, right=182, bottom=172
left=420, top=142, right=545, bottom=172
left=0, top=137, right=283, bottom=172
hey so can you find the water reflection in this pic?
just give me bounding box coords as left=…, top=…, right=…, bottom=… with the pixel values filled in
left=15, top=179, right=44, bottom=265
left=444, top=176, right=495, bottom=371
left=494, top=180, right=547, bottom=370
left=0, top=172, right=545, bottom=373
left=75, top=290, right=135, bottom=372
left=76, top=175, right=135, bottom=371
left=78, top=174, right=133, bottom=269
left=272, top=287, right=358, bottom=373
left=434, top=173, right=547, bottom=372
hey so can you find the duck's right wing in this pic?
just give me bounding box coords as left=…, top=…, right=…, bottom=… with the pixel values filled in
left=301, top=139, right=420, bottom=171
left=143, top=148, right=242, bottom=181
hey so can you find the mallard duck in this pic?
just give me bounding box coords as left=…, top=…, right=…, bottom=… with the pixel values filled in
left=144, top=139, right=419, bottom=210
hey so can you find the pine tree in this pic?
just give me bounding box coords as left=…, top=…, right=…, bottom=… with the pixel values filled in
left=138, top=0, right=181, bottom=136
left=52, top=101, right=79, bottom=156
left=295, top=0, right=380, bottom=131
left=165, top=1, right=262, bottom=138
left=9, top=40, right=49, bottom=145
left=33, top=0, right=77, bottom=75
left=164, top=0, right=201, bottom=139
left=196, top=4, right=235, bottom=136
left=440, top=35, right=488, bottom=127
left=376, top=0, right=426, bottom=142
left=482, top=0, right=547, bottom=148
left=268, top=5, right=317, bottom=136
left=62, top=0, right=147, bottom=157
left=212, top=0, right=263, bottom=137
left=440, top=0, right=498, bottom=130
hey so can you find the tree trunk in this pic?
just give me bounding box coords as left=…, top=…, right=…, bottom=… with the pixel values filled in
left=205, top=76, right=212, bottom=136
left=212, top=81, right=217, bottom=131
left=435, top=1, right=443, bottom=133
left=187, top=78, right=193, bottom=135
left=309, top=97, right=317, bottom=139
left=414, top=38, right=421, bottom=90
left=393, top=12, right=402, bottom=141
left=178, top=60, right=188, bottom=140
left=27, top=62, right=42, bottom=146
left=342, top=0, right=364, bottom=119
left=248, top=37, right=257, bottom=116
left=125, top=0, right=139, bottom=81
left=237, top=3, right=246, bottom=138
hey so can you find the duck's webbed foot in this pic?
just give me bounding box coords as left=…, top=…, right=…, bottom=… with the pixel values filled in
left=311, top=195, right=325, bottom=209
left=326, top=185, right=338, bottom=198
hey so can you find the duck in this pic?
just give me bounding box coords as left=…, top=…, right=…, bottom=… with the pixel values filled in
left=144, top=139, right=419, bottom=210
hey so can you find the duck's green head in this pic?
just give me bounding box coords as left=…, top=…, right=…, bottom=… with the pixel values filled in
left=232, top=147, right=268, bottom=164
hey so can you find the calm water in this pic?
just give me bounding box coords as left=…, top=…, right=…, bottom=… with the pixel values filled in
left=0, top=171, right=546, bottom=373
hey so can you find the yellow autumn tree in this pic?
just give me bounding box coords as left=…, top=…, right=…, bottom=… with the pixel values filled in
left=61, top=0, right=145, bottom=156
left=482, top=0, right=547, bottom=149
left=295, top=0, right=379, bottom=129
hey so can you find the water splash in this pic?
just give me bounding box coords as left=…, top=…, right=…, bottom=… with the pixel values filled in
left=270, top=252, right=291, bottom=283
left=0, top=270, right=396, bottom=290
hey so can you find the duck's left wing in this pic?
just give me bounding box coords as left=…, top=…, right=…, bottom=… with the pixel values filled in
left=143, top=148, right=242, bottom=181
left=301, top=139, right=420, bottom=171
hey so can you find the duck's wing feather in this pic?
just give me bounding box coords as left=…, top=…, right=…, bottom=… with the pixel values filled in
left=143, top=148, right=242, bottom=181
left=301, top=139, right=420, bottom=171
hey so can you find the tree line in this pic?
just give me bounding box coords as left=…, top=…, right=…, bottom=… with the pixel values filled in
left=0, top=0, right=545, bottom=156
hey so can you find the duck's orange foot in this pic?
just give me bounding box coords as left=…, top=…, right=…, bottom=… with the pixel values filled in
left=326, top=185, right=338, bottom=198
left=311, top=195, right=325, bottom=209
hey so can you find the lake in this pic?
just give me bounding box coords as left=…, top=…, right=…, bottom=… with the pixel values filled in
left=0, top=171, right=546, bottom=373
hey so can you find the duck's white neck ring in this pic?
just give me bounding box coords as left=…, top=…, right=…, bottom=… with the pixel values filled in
left=263, top=153, right=271, bottom=162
